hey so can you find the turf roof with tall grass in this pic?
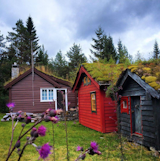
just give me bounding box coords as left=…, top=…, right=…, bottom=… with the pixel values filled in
left=82, top=60, right=160, bottom=91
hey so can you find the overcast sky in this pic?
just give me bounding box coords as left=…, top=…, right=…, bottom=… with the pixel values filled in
left=0, top=0, right=160, bottom=61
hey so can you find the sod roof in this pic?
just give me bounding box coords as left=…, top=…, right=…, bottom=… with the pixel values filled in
left=82, top=62, right=160, bottom=91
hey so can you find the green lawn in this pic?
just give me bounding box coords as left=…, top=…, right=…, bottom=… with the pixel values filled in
left=0, top=113, right=159, bottom=161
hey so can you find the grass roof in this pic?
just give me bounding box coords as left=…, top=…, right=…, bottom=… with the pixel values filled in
left=4, top=65, right=72, bottom=86
left=82, top=60, right=160, bottom=91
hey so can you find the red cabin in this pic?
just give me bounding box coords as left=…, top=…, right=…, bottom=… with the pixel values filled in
left=72, top=65, right=117, bottom=133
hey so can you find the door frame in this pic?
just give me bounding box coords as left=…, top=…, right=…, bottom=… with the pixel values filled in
left=55, top=88, right=68, bottom=111
left=130, top=96, right=142, bottom=136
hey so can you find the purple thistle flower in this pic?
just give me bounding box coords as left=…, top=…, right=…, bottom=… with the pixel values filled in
left=25, top=116, right=31, bottom=124
left=6, top=102, right=15, bottom=108
left=30, top=127, right=37, bottom=137
left=90, top=141, right=99, bottom=152
left=50, top=116, right=59, bottom=124
left=49, top=109, right=56, bottom=117
left=38, top=143, right=52, bottom=159
left=38, top=125, right=47, bottom=136
left=76, top=146, right=81, bottom=151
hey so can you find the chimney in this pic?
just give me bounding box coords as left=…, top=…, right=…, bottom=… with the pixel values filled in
left=12, top=62, right=19, bottom=79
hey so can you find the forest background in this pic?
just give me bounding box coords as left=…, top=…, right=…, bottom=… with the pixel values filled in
left=0, top=16, right=159, bottom=112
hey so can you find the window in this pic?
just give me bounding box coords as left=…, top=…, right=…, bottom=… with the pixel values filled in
left=120, top=96, right=129, bottom=114
left=90, top=92, right=96, bottom=112
left=83, top=76, right=91, bottom=86
left=41, top=88, right=54, bottom=102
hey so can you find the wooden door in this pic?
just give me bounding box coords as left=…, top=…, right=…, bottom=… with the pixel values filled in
left=131, top=96, right=142, bottom=134
left=57, top=90, right=65, bottom=110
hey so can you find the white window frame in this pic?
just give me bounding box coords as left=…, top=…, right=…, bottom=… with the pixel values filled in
left=40, top=88, right=68, bottom=111
left=40, top=88, right=55, bottom=102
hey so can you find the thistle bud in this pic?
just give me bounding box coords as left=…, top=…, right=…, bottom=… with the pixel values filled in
left=15, top=140, right=20, bottom=148
left=33, top=131, right=38, bottom=138
left=44, top=116, right=51, bottom=122
left=81, top=154, right=86, bottom=160
left=21, top=123, right=25, bottom=127
left=49, top=109, right=56, bottom=117
left=17, top=115, right=22, bottom=121
left=25, top=116, right=31, bottom=124
left=30, top=127, right=37, bottom=137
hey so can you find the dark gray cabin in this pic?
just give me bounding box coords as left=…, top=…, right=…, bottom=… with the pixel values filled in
left=117, top=69, right=160, bottom=150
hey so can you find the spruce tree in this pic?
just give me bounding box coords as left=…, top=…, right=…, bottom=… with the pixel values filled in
left=90, top=27, right=104, bottom=59
left=66, top=43, right=87, bottom=69
left=7, top=19, right=27, bottom=64
left=36, top=45, right=49, bottom=65
left=153, top=40, right=159, bottom=59
left=52, top=51, right=69, bottom=79
left=26, top=16, right=40, bottom=64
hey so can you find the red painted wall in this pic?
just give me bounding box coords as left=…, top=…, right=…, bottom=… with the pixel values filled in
left=104, top=96, right=117, bottom=132
left=78, top=79, right=102, bottom=132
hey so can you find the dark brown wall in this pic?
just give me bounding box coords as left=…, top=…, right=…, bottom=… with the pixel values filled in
left=11, top=73, right=77, bottom=113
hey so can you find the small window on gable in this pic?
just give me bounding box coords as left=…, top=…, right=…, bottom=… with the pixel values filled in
left=41, top=88, right=54, bottom=102
left=83, top=76, right=91, bottom=86
left=120, top=96, right=129, bottom=114
left=90, top=92, right=96, bottom=112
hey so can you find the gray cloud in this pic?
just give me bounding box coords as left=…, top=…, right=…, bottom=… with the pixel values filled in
left=0, top=0, right=160, bottom=60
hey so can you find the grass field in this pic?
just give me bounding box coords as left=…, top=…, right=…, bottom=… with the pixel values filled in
left=0, top=113, right=159, bottom=161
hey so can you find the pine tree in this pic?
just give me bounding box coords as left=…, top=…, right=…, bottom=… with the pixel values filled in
left=117, top=39, right=129, bottom=63
left=36, top=45, right=49, bottom=65
left=90, top=27, right=117, bottom=62
left=103, top=35, right=117, bottom=62
left=26, top=16, right=40, bottom=64
left=0, top=31, right=5, bottom=54
left=52, top=51, right=69, bottom=79
left=90, top=27, right=104, bottom=59
left=66, top=43, right=87, bottom=69
left=153, top=40, right=159, bottom=59
left=7, top=19, right=27, bottom=64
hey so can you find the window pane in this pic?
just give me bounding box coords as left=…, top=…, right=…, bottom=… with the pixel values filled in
left=91, top=93, right=96, bottom=112
left=49, top=89, right=53, bottom=100
left=42, top=89, right=47, bottom=100
left=123, top=101, right=127, bottom=109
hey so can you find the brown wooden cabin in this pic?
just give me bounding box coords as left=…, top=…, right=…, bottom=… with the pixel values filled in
left=4, top=68, right=77, bottom=113
left=72, top=65, right=117, bottom=133
left=117, top=69, right=160, bottom=150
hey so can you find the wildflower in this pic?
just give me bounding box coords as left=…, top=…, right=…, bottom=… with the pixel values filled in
left=44, top=116, right=51, bottom=122
left=30, top=127, right=37, bottom=137
left=56, top=109, right=63, bottom=115
left=45, top=108, right=52, bottom=114
left=38, top=143, right=52, bottom=159
left=17, top=115, right=22, bottom=121
left=50, top=116, right=59, bottom=124
left=81, top=154, right=86, bottom=160
left=6, top=102, right=15, bottom=108
left=25, top=116, right=31, bottom=124
left=38, top=125, right=47, bottom=136
left=49, top=109, right=56, bottom=117
left=77, top=145, right=83, bottom=151
left=90, top=141, right=98, bottom=152
left=15, top=140, right=20, bottom=148
left=76, top=146, right=81, bottom=151
left=21, top=123, right=25, bottom=127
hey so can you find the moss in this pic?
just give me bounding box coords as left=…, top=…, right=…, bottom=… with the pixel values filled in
left=148, top=82, right=160, bottom=90
left=141, top=76, right=145, bottom=80
left=145, top=76, right=157, bottom=83
left=128, top=65, right=138, bottom=70
left=131, top=67, right=138, bottom=73
left=142, top=67, right=151, bottom=73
